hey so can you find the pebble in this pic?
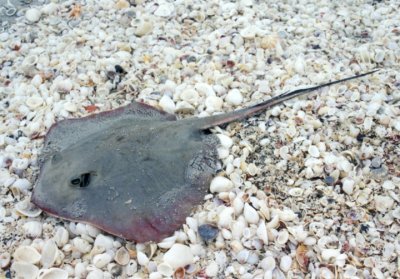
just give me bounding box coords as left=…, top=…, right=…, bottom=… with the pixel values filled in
left=225, top=89, right=243, bottom=106
left=159, top=95, right=176, bottom=113
left=198, top=224, right=219, bottom=242
left=25, top=8, right=42, bottom=23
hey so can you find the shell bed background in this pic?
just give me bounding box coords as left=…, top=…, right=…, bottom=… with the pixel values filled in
left=0, top=0, right=399, bottom=278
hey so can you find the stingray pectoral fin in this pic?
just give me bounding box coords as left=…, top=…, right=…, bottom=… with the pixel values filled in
left=195, top=69, right=379, bottom=129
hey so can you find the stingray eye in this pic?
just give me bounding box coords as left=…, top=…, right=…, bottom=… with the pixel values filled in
left=70, top=172, right=92, bottom=188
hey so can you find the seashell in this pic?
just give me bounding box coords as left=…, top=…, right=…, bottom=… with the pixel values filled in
left=210, top=176, right=233, bottom=193
left=342, top=178, right=354, bottom=195
left=72, top=237, right=92, bottom=254
left=93, top=253, right=112, bottom=268
left=86, top=224, right=100, bottom=238
left=288, top=188, right=304, bottom=197
left=256, top=221, right=268, bottom=245
left=11, top=262, right=39, bottom=279
left=295, top=244, right=308, bottom=272
left=0, top=252, right=11, bottom=269
left=26, top=8, right=42, bottom=23
left=266, top=215, right=280, bottom=229
left=157, top=235, right=177, bottom=249
left=157, top=262, right=173, bottom=277
left=179, top=88, right=199, bottom=105
left=11, top=158, right=29, bottom=173
left=87, top=270, right=104, bottom=279
left=26, top=96, right=43, bottom=109
left=163, top=244, right=193, bottom=269
left=131, top=19, right=153, bottom=37
left=260, top=256, right=276, bottom=271
left=217, top=206, right=234, bottom=229
left=174, top=267, right=185, bottom=279
left=38, top=268, right=68, bottom=279
left=278, top=208, right=296, bottom=222
left=294, top=56, right=306, bottom=75
left=159, top=95, right=175, bottom=114
left=374, top=195, right=394, bottom=213
left=198, top=224, right=219, bottom=242
left=126, top=260, right=138, bottom=276
left=382, top=180, right=395, bottom=190
left=321, top=249, right=340, bottom=262
left=137, top=251, right=149, bottom=266
left=115, top=0, right=129, bottom=9
left=55, top=79, right=73, bottom=93
left=53, top=227, right=69, bottom=247
left=236, top=249, right=249, bottom=264
left=14, top=246, right=41, bottom=264
left=23, top=221, right=43, bottom=238
left=335, top=253, right=347, bottom=267
left=217, top=134, right=233, bottom=149
left=308, top=145, right=319, bottom=158
left=64, top=102, right=77, bottom=113
left=244, top=203, right=259, bottom=224
left=240, top=26, right=257, bottom=39
left=94, top=234, right=113, bottom=250
left=114, top=247, right=130, bottom=265
left=225, top=89, right=243, bottom=106
left=11, top=179, right=32, bottom=193
left=279, top=255, right=292, bottom=272
left=154, top=3, right=175, bottom=17
left=276, top=229, right=289, bottom=245
left=41, top=240, right=58, bottom=268
left=205, top=261, right=219, bottom=276
left=232, top=196, right=244, bottom=215
left=260, top=34, right=279, bottom=49
left=319, top=267, right=334, bottom=279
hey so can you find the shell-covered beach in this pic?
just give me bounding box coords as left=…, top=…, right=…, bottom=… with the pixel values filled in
left=0, top=0, right=399, bottom=278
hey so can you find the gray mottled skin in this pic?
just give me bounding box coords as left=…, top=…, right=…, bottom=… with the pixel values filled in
left=32, top=70, right=377, bottom=242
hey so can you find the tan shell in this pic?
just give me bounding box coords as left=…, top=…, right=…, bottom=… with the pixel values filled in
left=114, top=247, right=130, bottom=266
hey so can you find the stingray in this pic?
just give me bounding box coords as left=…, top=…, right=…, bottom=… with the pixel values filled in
left=31, top=70, right=377, bottom=242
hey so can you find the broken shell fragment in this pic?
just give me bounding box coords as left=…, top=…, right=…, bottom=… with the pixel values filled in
left=38, top=268, right=68, bottom=279
left=114, top=247, right=130, bottom=265
left=163, top=244, right=193, bottom=269
left=11, top=262, right=39, bottom=279
left=13, top=246, right=41, bottom=264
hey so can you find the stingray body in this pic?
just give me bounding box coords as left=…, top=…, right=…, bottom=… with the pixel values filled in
left=32, top=71, right=376, bottom=242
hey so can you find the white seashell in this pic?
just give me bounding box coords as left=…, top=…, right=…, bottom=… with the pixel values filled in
left=149, top=272, right=162, bottom=279
left=12, top=179, right=32, bottom=193
left=53, top=227, right=69, bottom=247
left=175, top=101, right=194, bottom=113
left=159, top=95, right=175, bottom=113
left=231, top=217, right=246, bottom=239
left=205, top=261, right=219, bottom=277
left=11, top=158, right=29, bottom=172
left=308, top=145, right=320, bottom=157
left=41, top=240, right=58, bottom=268
left=56, top=79, right=73, bottom=93
left=374, top=195, right=394, bottom=213
left=217, top=134, right=233, bottom=149
left=335, top=254, right=347, bottom=267
left=85, top=224, right=100, bottom=238
left=114, top=247, right=130, bottom=265
left=210, top=176, right=233, bottom=193
left=14, top=246, right=41, bottom=264
left=304, top=237, right=317, bottom=246
left=205, top=96, right=223, bottom=112
left=288, top=188, right=304, bottom=197
left=11, top=262, right=39, bottom=279
left=0, top=252, right=11, bottom=269
left=137, top=250, right=149, bottom=266
left=382, top=180, right=395, bottom=190
left=321, top=249, right=340, bottom=262
left=94, top=234, right=113, bottom=250
left=392, top=208, right=400, bottom=219
left=154, top=3, right=175, bottom=17
left=256, top=221, right=268, bottom=245
left=236, top=249, right=249, bottom=263
left=64, top=102, right=77, bottom=113
left=276, top=229, right=289, bottom=245
left=26, top=96, right=43, bottom=109
left=320, top=267, right=334, bottom=279
left=195, top=83, right=215, bottom=97
left=126, top=260, right=138, bottom=276
left=266, top=215, right=280, bottom=229
left=87, top=270, right=103, bottom=279
left=26, top=8, right=42, bottom=23
left=218, top=206, right=234, bottom=228
left=157, top=235, right=177, bottom=249
left=240, top=26, right=257, bottom=39
left=72, top=237, right=92, bottom=254
left=279, top=255, right=292, bottom=272
left=342, top=178, right=354, bottom=195
left=244, top=203, right=259, bottom=224
left=260, top=256, right=276, bottom=271
left=93, top=253, right=112, bottom=268
left=23, top=221, right=43, bottom=238
left=163, top=244, right=193, bottom=269
left=225, top=89, right=243, bottom=106
left=38, top=268, right=68, bottom=279
left=278, top=208, right=296, bottom=222
left=157, top=262, right=174, bottom=277
left=294, top=56, right=305, bottom=74
left=232, top=196, right=244, bottom=215
left=366, top=102, right=381, bottom=117
left=131, top=20, right=153, bottom=37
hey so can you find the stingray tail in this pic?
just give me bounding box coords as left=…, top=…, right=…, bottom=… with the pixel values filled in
left=195, top=70, right=379, bottom=130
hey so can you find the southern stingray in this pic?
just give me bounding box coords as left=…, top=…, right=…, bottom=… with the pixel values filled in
left=32, top=70, right=377, bottom=242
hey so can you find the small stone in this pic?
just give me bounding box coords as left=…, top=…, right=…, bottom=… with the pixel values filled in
left=133, top=20, right=153, bottom=37
left=198, top=224, right=219, bottom=242
left=159, top=95, right=175, bottom=113
left=342, top=178, right=355, bottom=195
left=225, top=89, right=243, bottom=106
left=26, top=8, right=42, bottom=23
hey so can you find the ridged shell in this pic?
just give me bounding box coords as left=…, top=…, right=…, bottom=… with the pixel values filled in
left=114, top=247, right=130, bottom=265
